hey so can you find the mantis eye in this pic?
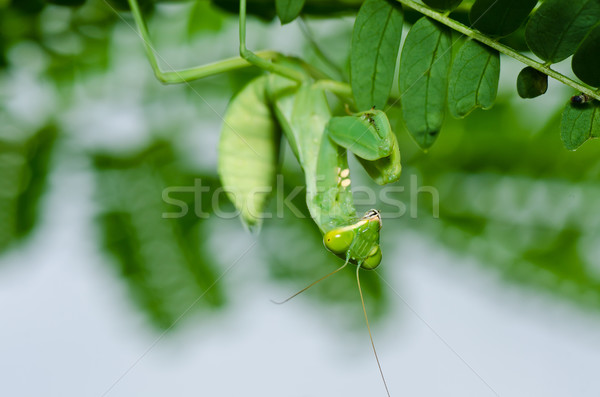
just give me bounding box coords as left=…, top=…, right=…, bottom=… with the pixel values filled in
left=361, top=246, right=382, bottom=270
left=323, top=229, right=354, bottom=255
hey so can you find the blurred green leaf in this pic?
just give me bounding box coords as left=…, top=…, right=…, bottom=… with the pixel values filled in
left=525, top=0, right=600, bottom=63
left=516, top=66, right=548, bottom=99
left=399, top=17, right=451, bottom=150
left=560, top=100, right=600, bottom=150
left=276, top=0, right=305, bottom=24
left=402, top=102, right=600, bottom=309
left=448, top=39, right=499, bottom=118
left=0, top=125, right=57, bottom=253
left=350, top=0, right=403, bottom=111
left=94, top=142, right=226, bottom=330
left=572, top=23, right=600, bottom=88
left=187, top=0, right=225, bottom=36
left=10, top=0, right=45, bottom=14
left=469, top=0, right=536, bottom=38
left=46, top=0, right=86, bottom=6
left=212, top=0, right=362, bottom=20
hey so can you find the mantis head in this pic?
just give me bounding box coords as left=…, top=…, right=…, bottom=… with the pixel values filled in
left=323, top=209, right=383, bottom=270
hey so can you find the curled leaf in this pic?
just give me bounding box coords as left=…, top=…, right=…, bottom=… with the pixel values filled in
left=516, top=66, right=548, bottom=99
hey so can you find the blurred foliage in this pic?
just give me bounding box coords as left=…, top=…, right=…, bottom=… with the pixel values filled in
left=1, top=0, right=600, bottom=334
left=0, top=125, right=57, bottom=252
left=93, top=142, right=227, bottom=328
left=387, top=101, right=600, bottom=309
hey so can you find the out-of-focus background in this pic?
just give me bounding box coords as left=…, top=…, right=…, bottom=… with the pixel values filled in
left=2, top=1, right=600, bottom=396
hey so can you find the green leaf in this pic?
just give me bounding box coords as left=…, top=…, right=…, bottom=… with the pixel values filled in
left=218, top=76, right=281, bottom=229
left=187, top=0, right=224, bottom=37
left=46, top=0, right=86, bottom=6
left=422, top=0, right=462, bottom=11
left=94, top=143, right=226, bottom=330
left=398, top=17, right=452, bottom=149
left=470, top=0, right=536, bottom=37
left=525, top=0, right=600, bottom=63
left=0, top=125, right=57, bottom=253
left=276, top=0, right=306, bottom=24
left=560, top=100, right=600, bottom=150
left=448, top=39, right=500, bottom=118
left=572, top=24, right=600, bottom=88
left=516, top=66, right=548, bottom=99
left=350, top=0, right=403, bottom=111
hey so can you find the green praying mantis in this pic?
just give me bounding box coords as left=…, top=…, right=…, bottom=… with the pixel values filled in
left=125, top=0, right=401, bottom=394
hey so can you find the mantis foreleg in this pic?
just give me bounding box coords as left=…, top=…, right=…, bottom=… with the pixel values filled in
left=126, top=0, right=303, bottom=83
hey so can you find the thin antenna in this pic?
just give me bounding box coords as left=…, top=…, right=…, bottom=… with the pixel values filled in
left=356, top=266, right=391, bottom=397
left=271, top=255, right=350, bottom=305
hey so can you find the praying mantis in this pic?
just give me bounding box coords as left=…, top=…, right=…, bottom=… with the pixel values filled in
left=125, top=0, right=402, bottom=394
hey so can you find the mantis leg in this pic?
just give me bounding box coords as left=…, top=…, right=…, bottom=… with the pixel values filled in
left=238, top=0, right=305, bottom=82
left=125, top=0, right=297, bottom=84
left=325, top=109, right=402, bottom=185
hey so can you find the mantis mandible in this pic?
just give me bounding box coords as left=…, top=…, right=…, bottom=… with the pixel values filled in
left=125, top=0, right=401, bottom=394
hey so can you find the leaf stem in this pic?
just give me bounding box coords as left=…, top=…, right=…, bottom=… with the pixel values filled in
left=393, top=0, right=600, bottom=101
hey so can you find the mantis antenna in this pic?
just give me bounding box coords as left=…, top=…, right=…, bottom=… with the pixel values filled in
left=356, top=265, right=391, bottom=397
left=270, top=253, right=351, bottom=305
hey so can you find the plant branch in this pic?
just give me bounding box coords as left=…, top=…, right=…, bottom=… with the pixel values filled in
left=394, top=0, right=600, bottom=101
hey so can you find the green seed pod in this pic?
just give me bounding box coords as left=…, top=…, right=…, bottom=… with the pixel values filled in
left=516, top=66, right=548, bottom=99
left=218, top=76, right=281, bottom=230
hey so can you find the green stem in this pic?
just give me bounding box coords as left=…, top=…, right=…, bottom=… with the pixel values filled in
left=394, top=0, right=600, bottom=101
